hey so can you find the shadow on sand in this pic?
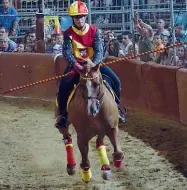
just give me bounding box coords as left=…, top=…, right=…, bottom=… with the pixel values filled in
left=121, top=110, right=187, bottom=177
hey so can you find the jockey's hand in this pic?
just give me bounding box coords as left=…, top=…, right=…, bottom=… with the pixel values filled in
left=74, top=62, right=83, bottom=73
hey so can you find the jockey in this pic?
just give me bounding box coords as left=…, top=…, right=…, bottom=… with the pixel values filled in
left=55, top=0, right=125, bottom=131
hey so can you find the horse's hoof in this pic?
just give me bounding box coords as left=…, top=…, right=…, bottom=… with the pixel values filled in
left=67, top=165, right=76, bottom=175
left=101, top=165, right=111, bottom=180
left=114, top=160, right=123, bottom=168
left=80, top=168, right=92, bottom=183
left=113, top=153, right=124, bottom=168
left=101, top=169, right=112, bottom=180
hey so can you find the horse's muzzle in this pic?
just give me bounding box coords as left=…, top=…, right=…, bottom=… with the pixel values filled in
left=89, top=100, right=100, bottom=117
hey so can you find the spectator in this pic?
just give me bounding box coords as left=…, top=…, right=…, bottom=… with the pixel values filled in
left=45, top=34, right=56, bottom=53
left=176, top=45, right=187, bottom=67
left=24, top=30, right=36, bottom=52
left=0, top=33, right=15, bottom=52
left=0, top=0, right=19, bottom=36
left=103, top=30, right=115, bottom=56
left=105, top=39, right=124, bottom=57
left=161, top=34, right=169, bottom=46
left=27, top=31, right=36, bottom=45
left=25, top=43, right=35, bottom=52
left=52, top=33, right=63, bottom=55
left=13, top=43, right=24, bottom=53
left=119, top=31, right=139, bottom=56
left=103, top=30, right=110, bottom=47
left=119, top=31, right=132, bottom=55
left=155, top=19, right=170, bottom=37
left=175, top=24, right=187, bottom=43
left=127, top=44, right=140, bottom=60
left=0, top=26, right=17, bottom=48
left=53, top=43, right=62, bottom=55
left=134, top=11, right=154, bottom=62
left=107, top=30, right=115, bottom=42
left=56, top=33, right=63, bottom=45
left=153, top=34, right=164, bottom=63
left=160, top=43, right=178, bottom=65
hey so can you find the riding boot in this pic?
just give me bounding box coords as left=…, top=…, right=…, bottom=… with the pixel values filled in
left=118, top=107, right=126, bottom=124
left=116, top=92, right=126, bottom=124
left=55, top=108, right=68, bottom=129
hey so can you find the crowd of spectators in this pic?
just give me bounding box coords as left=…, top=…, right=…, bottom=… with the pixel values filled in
left=0, top=0, right=187, bottom=68
left=99, top=12, right=187, bottom=68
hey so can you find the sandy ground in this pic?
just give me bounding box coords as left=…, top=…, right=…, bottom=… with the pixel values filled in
left=0, top=98, right=187, bottom=190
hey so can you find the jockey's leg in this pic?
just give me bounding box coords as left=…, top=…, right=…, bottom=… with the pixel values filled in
left=100, top=66, right=126, bottom=123
left=55, top=70, right=79, bottom=175
left=55, top=72, right=80, bottom=136
left=55, top=75, right=73, bottom=137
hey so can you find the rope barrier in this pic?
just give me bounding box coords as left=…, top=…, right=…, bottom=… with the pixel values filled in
left=2, top=41, right=187, bottom=94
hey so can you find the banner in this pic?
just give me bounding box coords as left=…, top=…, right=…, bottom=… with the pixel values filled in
left=44, top=16, right=62, bottom=35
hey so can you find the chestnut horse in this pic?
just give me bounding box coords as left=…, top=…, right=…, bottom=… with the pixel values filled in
left=62, top=60, right=124, bottom=182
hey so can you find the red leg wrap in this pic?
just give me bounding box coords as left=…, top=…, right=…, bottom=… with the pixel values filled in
left=66, top=144, right=76, bottom=167
left=114, top=160, right=123, bottom=168
left=64, top=138, right=76, bottom=168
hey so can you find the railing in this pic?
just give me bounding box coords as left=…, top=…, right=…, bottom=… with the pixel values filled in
left=1, top=0, right=187, bottom=42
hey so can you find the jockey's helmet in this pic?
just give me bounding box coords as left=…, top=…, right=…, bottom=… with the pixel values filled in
left=68, top=1, right=88, bottom=16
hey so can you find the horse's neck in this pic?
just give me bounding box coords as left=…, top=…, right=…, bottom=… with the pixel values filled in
left=73, top=85, right=84, bottom=104
left=102, top=84, right=115, bottom=103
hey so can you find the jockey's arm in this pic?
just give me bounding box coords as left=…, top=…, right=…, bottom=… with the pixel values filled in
left=63, top=31, right=77, bottom=67
left=92, top=28, right=103, bottom=64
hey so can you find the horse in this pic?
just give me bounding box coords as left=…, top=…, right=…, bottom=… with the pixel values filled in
left=59, top=59, right=124, bottom=182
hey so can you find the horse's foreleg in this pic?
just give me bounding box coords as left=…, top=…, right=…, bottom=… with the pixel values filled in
left=108, top=127, right=124, bottom=168
left=96, top=136, right=111, bottom=180
left=58, top=126, right=76, bottom=175
left=77, top=135, right=92, bottom=183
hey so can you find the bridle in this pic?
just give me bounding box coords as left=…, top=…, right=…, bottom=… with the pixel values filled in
left=80, top=71, right=105, bottom=108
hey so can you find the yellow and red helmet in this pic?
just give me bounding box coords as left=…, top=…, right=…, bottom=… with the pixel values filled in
left=68, top=0, right=88, bottom=16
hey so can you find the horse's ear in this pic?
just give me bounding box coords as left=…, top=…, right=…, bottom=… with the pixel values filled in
left=92, top=63, right=100, bottom=72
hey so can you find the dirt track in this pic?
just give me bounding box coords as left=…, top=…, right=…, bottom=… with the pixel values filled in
left=0, top=98, right=187, bottom=190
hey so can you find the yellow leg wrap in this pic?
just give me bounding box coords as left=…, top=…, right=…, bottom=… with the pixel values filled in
left=97, top=145, right=110, bottom=166
left=80, top=168, right=92, bottom=183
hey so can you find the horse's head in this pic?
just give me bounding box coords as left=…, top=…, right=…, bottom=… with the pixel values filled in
left=76, top=59, right=104, bottom=117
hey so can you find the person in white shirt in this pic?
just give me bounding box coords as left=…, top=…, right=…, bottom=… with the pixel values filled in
left=120, top=31, right=138, bottom=56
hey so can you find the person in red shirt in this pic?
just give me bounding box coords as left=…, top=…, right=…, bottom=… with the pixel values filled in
left=55, top=0, right=125, bottom=140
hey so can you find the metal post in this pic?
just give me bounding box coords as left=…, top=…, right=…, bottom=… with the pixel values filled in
left=42, top=0, right=45, bottom=13
left=170, top=0, right=177, bottom=63
left=68, top=0, right=71, bottom=7
left=87, top=0, right=91, bottom=24
left=36, top=13, right=45, bottom=53
left=139, top=0, right=145, bottom=19
left=130, top=0, right=136, bottom=55
left=122, top=6, right=125, bottom=31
